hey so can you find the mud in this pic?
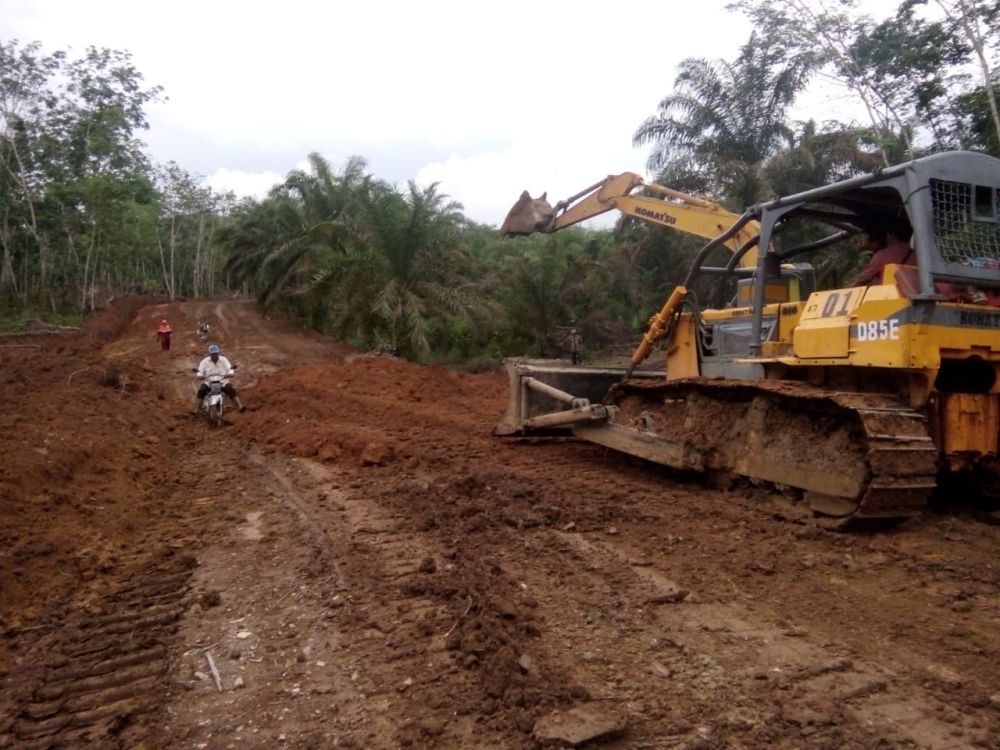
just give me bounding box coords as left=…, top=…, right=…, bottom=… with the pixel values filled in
left=1, top=298, right=999, bottom=749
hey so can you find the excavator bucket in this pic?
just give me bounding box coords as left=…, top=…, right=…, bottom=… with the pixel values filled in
left=499, top=192, right=555, bottom=237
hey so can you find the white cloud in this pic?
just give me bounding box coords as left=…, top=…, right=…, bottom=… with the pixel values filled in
left=205, top=168, right=285, bottom=200
left=6, top=0, right=909, bottom=228
left=416, top=134, right=649, bottom=227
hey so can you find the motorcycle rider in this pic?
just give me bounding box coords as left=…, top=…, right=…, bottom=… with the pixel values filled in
left=194, top=344, right=246, bottom=414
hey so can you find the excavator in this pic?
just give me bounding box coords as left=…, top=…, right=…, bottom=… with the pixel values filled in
left=495, top=151, right=1000, bottom=523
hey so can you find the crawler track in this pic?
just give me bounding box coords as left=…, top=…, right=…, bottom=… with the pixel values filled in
left=607, top=378, right=939, bottom=522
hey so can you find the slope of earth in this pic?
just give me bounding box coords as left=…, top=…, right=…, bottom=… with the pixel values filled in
left=1, top=297, right=999, bottom=749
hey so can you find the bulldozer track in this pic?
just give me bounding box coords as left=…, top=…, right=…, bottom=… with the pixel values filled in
left=0, top=446, right=236, bottom=749
left=1, top=551, right=195, bottom=749
left=848, top=401, right=938, bottom=519
left=608, top=378, right=939, bottom=523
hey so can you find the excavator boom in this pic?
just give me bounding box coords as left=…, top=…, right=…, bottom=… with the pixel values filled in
left=500, top=172, right=760, bottom=266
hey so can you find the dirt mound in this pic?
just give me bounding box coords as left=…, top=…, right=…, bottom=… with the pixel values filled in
left=0, top=324, right=187, bottom=643
left=84, top=294, right=169, bottom=341
left=234, top=354, right=506, bottom=467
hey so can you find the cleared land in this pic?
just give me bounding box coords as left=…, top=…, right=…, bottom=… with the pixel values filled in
left=1, top=299, right=998, bottom=749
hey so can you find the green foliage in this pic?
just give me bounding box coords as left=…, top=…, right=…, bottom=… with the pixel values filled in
left=1, top=39, right=230, bottom=310
left=0, top=305, right=81, bottom=333
left=633, top=31, right=815, bottom=206
left=223, top=158, right=487, bottom=360
left=954, top=82, right=1000, bottom=154
left=4, top=5, right=1000, bottom=366
left=732, top=0, right=1000, bottom=158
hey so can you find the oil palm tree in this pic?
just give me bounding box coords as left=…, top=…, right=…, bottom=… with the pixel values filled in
left=634, top=32, right=815, bottom=207
left=219, top=153, right=374, bottom=308
left=309, top=181, right=482, bottom=357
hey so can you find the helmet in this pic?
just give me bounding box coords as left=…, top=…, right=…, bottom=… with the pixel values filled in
left=208, top=344, right=220, bottom=354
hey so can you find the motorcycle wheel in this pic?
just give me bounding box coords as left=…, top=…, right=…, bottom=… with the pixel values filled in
left=208, top=403, right=223, bottom=428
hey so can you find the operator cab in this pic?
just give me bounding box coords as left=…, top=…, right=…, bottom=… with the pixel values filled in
left=754, top=151, right=1000, bottom=301
left=685, top=151, right=1000, bottom=373
left=742, top=151, right=1000, bottom=354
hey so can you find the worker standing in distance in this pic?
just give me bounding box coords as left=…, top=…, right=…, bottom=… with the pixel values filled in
left=156, top=319, right=173, bottom=351
left=564, top=328, right=583, bottom=365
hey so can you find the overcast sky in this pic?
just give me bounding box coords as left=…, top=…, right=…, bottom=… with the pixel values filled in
left=5, top=0, right=901, bottom=227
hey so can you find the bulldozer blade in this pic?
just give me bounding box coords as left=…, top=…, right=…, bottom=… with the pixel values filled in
left=499, top=191, right=555, bottom=237
left=493, top=358, right=660, bottom=436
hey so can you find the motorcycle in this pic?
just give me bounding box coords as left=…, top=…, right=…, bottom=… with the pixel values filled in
left=194, top=365, right=237, bottom=427
left=196, top=322, right=212, bottom=342
left=202, top=374, right=226, bottom=427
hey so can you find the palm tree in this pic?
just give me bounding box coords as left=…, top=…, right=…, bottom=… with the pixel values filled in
left=491, top=231, right=596, bottom=357
left=634, top=33, right=815, bottom=207
left=219, top=153, right=374, bottom=310
left=309, top=181, right=482, bottom=358
left=763, top=120, right=884, bottom=196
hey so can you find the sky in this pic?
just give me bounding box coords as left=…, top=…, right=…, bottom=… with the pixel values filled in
left=4, top=0, right=902, bottom=228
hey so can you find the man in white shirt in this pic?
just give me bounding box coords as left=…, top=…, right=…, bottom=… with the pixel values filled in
left=194, top=344, right=246, bottom=414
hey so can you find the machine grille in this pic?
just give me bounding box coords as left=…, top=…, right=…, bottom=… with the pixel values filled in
left=930, top=178, right=1000, bottom=267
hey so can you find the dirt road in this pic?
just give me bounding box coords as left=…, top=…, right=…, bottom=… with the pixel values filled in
left=1, top=299, right=998, bottom=749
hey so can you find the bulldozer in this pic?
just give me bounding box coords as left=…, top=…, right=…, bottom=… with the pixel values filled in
left=495, top=151, right=1000, bottom=523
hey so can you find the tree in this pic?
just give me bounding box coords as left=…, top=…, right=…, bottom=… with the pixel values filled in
left=923, top=0, right=1000, bottom=152
left=733, top=0, right=992, bottom=160
left=0, top=40, right=64, bottom=303
left=220, top=153, right=372, bottom=311
left=633, top=32, right=815, bottom=207
left=492, top=233, right=583, bottom=357
left=153, top=162, right=232, bottom=300
left=310, top=181, right=481, bottom=357
left=764, top=120, right=884, bottom=195
left=0, top=40, right=164, bottom=310
left=850, top=6, right=969, bottom=151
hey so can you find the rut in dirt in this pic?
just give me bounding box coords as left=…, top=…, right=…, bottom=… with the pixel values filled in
left=0, top=408, right=240, bottom=749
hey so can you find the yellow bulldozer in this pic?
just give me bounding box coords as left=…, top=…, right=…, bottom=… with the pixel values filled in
left=495, top=151, right=1000, bottom=523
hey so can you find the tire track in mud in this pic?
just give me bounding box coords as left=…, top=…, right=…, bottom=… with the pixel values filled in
left=0, top=441, right=241, bottom=749
left=3, top=550, right=195, bottom=749
left=551, top=530, right=993, bottom=749
left=513, top=458, right=1000, bottom=748
left=302, top=465, right=594, bottom=746
left=263, top=458, right=538, bottom=746
left=154, top=447, right=507, bottom=748
left=327, top=409, right=1000, bottom=750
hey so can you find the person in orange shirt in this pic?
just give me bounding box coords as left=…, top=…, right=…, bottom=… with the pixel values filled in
left=156, top=319, right=173, bottom=351
left=854, top=217, right=999, bottom=305
left=853, top=218, right=914, bottom=286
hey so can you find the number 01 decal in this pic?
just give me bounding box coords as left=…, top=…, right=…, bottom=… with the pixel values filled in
left=820, top=291, right=854, bottom=317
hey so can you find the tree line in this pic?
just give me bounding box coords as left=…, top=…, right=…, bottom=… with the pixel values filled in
left=2, top=0, right=998, bottom=359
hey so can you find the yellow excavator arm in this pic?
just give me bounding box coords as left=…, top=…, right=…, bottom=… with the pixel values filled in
left=500, top=172, right=760, bottom=267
